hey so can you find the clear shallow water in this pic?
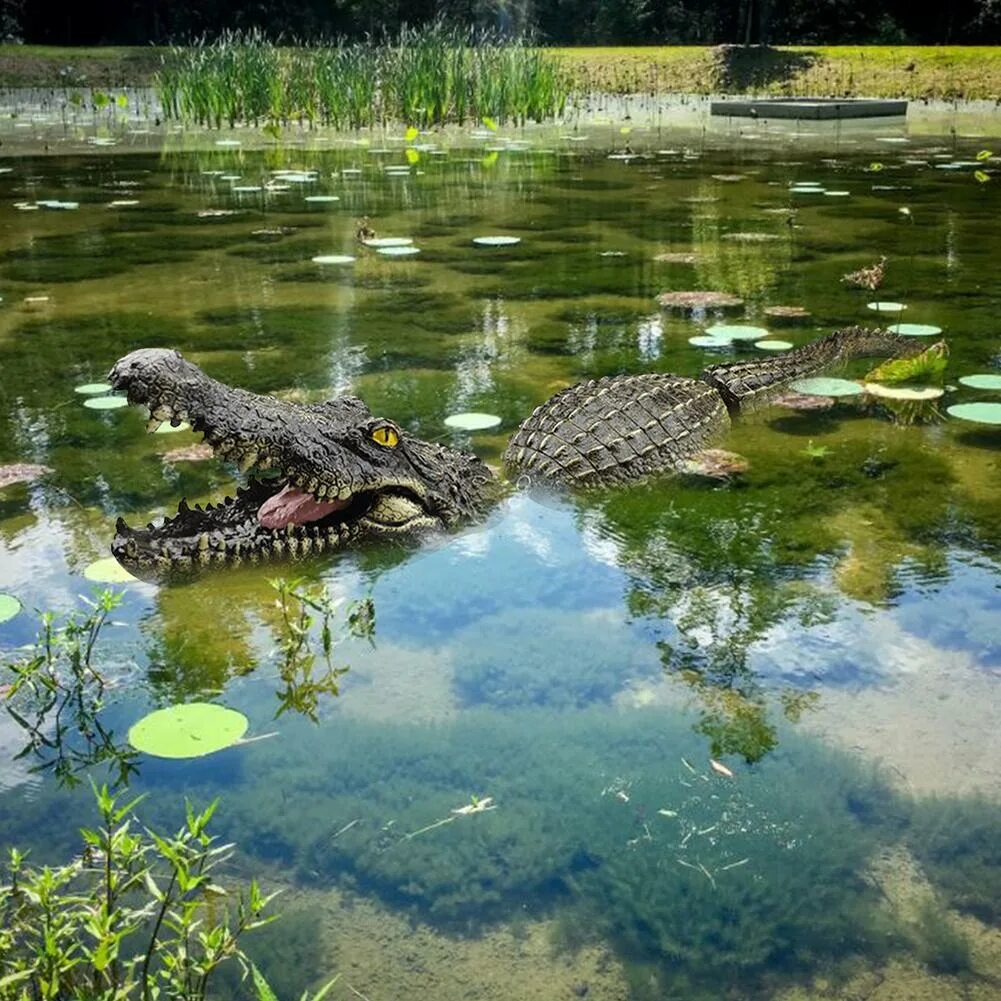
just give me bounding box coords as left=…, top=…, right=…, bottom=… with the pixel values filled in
left=1, top=132, right=1001, bottom=999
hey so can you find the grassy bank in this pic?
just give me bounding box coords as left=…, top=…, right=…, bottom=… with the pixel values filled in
left=3, top=43, right=1001, bottom=102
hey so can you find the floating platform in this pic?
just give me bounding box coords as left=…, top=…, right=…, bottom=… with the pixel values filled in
left=710, top=98, right=908, bottom=120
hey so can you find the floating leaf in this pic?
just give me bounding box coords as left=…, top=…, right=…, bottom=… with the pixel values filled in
left=405, top=148, right=420, bottom=165
left=304, top=195, right=340, bottom=203
left=405, top=126, right=419, bottom=142
left=128, top=703, right=249, bottom=759
left=444, top=412, right=502, bottom=431
left=376, top=246, right=420, bottom=257
left=82, top=396, right=128, bottom=410
left=83, top=557, right=139, bottom=584
left=481, top=151, right=499, bottom=168
left=975, top=170, right=990, bottom=184
left=311, top=255, right=356, bottom=264
left=865, top=340, right=948, bottom=384
left=74, top=382, right=113, bottom=395
left=888, top=323, right=942, bottom=337
left=977, top=149, right=993, bottom=161
left=656, top=291, right=744, bottom=312
left=864, top=383, right=943, bottom=401
left=755, top=340, right=793, bottom=351
left=362, top=237, right=413, bottom=248
left=689, top=335, right=733, bottom=348
left=867, top=162, right=885, bottom=172
left=958, top=374, right=1001, bottom=391
left=705, top=324, right=769, bottom=341
left=472, top=236, right=520, bottom=247
left=115, top=94, right=128, bottom=109
left=153, top=421, right=192, bottom=434
left=482, top=116, right=499, bottom=132
left=710, top=759, right=734, bottom=778
left=790, top=377, right=863, bottom=397
left=947, top=402, right=1001, bottom=425
left=0, top=594, right=21, bottom=624
left=866, top=301, right=907, bottom=313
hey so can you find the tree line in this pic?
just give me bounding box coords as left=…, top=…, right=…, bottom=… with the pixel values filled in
left=8, top=0, right=1001, bottom=46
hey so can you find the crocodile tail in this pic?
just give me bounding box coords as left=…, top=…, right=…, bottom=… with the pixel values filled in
left=699, top=326, right=924, bottom=412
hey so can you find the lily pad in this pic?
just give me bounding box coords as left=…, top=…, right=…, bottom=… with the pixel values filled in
left=0, top=463, right=52, bottom=488
left=864, top=383, right=944, bottom=401
left=764, top=305, right=811, bottom=324
left=363, top=237, right=413, bottom=248
left=689, top=335, right=733, bottom=348
left=888, top=323, right=942, bottom=337
left=82, top=396, right=128, bottom=410
left=376, top=246, right=420, bottom=257
left=656, top=291, right=744, bottom=313
left=304, top=195, right=340, bottom=203
left=947, top=402, right=1001, bottom=425
left=790, top=377, right=863, bottom=397
left=958, top=374, right=1001, bottom=391
left=311, top=255, right=356, bottom=265
left=473, top=236, right=521, bottom=247
left=755, top=340, right=793, bottom=351
left=867, top=302, right=907, bottom=313
left=706, top=324, right=769, bottom=341
left=444, top=412, right=502, bottom=431
left=83, top=557, right=139, bottom=584
left=128, top=703, right=249, bottom=759
left=0, top=594, right=21, bottom=623
left=678, top=448, right=748, bottom=480
left=74, top=382, right=113, bottom=395
left=773, top=392, right=835, bottom=411
left=153, top=421, right=192, bottom=434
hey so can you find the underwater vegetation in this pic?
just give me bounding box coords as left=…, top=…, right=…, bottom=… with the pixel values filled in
left=156, top=24, right=571, bottom=130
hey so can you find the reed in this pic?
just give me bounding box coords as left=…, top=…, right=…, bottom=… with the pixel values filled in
left=155, top=24, right=572, bottom=130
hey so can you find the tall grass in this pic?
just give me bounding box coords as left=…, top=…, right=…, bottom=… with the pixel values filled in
left=156, top=24, right=571, bottom=130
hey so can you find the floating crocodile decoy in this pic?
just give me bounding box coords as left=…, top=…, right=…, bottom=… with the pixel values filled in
left=108, top=326, right=922, bottom=578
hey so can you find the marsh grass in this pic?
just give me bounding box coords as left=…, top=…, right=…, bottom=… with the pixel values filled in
left=156, top=25, right=571, bottom=130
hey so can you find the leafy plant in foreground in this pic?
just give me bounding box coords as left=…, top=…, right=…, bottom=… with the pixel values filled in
left=0, top=784, right=278, bottom=1000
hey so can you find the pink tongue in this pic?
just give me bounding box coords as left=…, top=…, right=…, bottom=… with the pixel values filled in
left=257, top=483, right=347, bottom=529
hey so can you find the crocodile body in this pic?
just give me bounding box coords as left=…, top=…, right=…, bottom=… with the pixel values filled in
left=108, top=327, right=920, bottom=577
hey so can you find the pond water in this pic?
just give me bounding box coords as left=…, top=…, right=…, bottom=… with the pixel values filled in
left=1, top=126, right=1001, bottom=1000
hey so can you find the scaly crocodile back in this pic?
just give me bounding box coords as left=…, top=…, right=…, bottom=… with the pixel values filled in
left=504, top=373, right=730, bottom=486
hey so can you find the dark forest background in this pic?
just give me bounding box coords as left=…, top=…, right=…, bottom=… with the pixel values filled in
left=5, top=0, right=1001, bottom=46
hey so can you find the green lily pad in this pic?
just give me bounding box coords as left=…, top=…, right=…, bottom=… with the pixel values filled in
left=83, top=557, right=139, bottom=583
left=376, top=246, right=420, bottom=257
left=867, top=302, right=907, bottom=313
left=947, top=402, right=1001, bottom=425
left=74, top=382, right=113, bottom=395
left=888, top=323, right=943, bottom=337
left=82, top=396, right=128, bottom=410
left=473, top=236, right=521, bottom=247
left=755, top=340, right=793, bottom=351
left=444, top=412, right=502, bottom=431
left=864, top=383, right=943, bottom=401
left=0, top=593, right=21, bottom=624
left=304, top=195, right=340, bottom=203
left=312, top=255, right=356, bottom=264
left=705, top=324, right=769, bottom=341
left=689, top=335, right=732, bottom=348
left=790, top=377, right=863, bottom=397
left=958, top=374, right=1001, bottom=391
left=153, top=421, right=192, bottom=434
left=363, top=237, right=413, bottom=248
left=128, top=703, right=249, bottom=759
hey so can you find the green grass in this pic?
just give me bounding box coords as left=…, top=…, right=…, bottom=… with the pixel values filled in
left=3, top=43, right=1001, bottom=102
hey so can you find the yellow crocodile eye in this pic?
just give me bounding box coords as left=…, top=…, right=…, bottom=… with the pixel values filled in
left=371, top=426, right=399, bottom=448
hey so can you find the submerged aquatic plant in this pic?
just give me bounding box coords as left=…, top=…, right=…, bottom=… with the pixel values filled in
left=156, top=24, right=571, bottom=130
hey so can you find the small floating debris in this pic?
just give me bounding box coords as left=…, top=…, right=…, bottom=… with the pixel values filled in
left=0, top=463, right=52, bottom=489
left=445, top=412, right=502, bottom=431
left=888, top=323, right=942, bottom=337
left=311, top=254, right=356, bottom=265
left=958, top=374, right=1001, bottom=391
left=755, top=339, right=793, bottom=351
left=842, top=257, right=886, bottom=291
left=654, top=252, right=697, bottom=264
left=83, top=557, right=139, bottom=583
left=764, top=305, right=810, bottom=324
left=232, top=186, right=263, bottom=193
left=376, top=245, right=420, bottom=257
left=773, top=391, right=835, bottom=411
left=946, top=402, right=1001, bottom=425
left=363, top=237, right=413, bottom=248
left=790, top=377, right=863, bottom=397
left=599, top=250, right=626, bottom=257
left=705, top=324, right=769, bottom=341
left=678, top=448, right=749, bottom=480
left=710, top=759, right=735, bottom=778
left=74, top=382, right=112, bottom=395
left=864, top=383, right=943, bottom=401
left=656, top=291, right=744, bottom=313
left=712, top=174, right=746, bottom=182
left=129, top=703, right=249, bottom=759
left=37, top=200, right=79, bottom=210
left=198, top=209, right=240, bottom=218
left=823, top=190, right=851, bottom=197
left=472, top=236, right=521, bottom=247
left=162, top=443, right=214, bottom=463
left=0, top=594, right=21, bottom=623
left=82, top=396, right=128, bottom=410
left=867, top=301, right=907, bottom=313
left=106, top=199, right=139, bottom=208
left=23, top=296, right=50, bottom=306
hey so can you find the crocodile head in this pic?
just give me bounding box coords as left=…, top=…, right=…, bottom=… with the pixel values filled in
left=108, top=349, right=494, bottom=579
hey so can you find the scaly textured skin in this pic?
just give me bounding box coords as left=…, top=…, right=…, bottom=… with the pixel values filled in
left=108, top=328, right=923, bottom=575
left=505, top=326, right=923, bottom=485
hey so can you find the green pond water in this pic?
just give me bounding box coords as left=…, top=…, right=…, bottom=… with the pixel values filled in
left=2, top=128, right=1001, bottom=1000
